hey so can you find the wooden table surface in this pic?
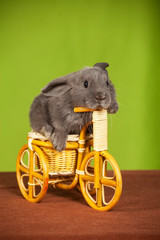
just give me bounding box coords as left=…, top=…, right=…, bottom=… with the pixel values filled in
left=0, top=171, right=160, bottom=240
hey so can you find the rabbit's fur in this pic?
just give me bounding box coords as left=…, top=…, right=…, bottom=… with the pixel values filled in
left=29, top=62, right=118, bottom=151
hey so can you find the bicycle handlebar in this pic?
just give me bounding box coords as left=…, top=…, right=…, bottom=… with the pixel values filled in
left=74, top=107, right=101, bottom=112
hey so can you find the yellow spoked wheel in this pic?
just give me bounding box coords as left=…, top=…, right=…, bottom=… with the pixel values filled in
left=79, top=151, right=122, bottom=211
left=16, top=144, right=49, bottom=203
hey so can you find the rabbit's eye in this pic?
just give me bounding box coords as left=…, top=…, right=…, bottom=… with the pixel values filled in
left=106, top=81, right=109, bottom=87
left=84, top=80, right=88, bottom=88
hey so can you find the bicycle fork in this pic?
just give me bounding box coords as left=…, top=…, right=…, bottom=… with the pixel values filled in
left=93, top=110, right=108, bottom=207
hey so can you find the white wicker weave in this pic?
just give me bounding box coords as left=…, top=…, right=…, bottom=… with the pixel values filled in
left=28, top=131, right=93, bottom=142
left=93, top=110, right=108, bottom=151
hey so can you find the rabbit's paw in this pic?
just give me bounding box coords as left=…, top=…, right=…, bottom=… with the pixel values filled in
left=107, top=102, right=119, bottom=114
left=40, top=125, right=54, bottom=139
left=50, top=130, right=68, bottom=152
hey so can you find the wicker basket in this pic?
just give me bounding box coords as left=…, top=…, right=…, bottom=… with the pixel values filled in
left=40, top=147, right=77, bottom=175
left=28, top=131, right=93, bottom=176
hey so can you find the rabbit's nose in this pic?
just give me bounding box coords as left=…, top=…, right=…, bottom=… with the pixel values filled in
left=95, top=92, right=106, bottom=101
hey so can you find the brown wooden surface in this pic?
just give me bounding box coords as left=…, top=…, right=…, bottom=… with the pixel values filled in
left=0, top=171, right=160, bottom=240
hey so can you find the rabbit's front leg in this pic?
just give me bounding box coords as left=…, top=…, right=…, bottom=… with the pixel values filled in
left=40, top=124, right=54, bottom=139
left=107, top=101, right=119, bottom=114
left=50, top=129, right=68, bottom=152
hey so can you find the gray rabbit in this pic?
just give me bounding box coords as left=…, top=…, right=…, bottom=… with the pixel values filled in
left=29, top=62, right=118, bottom=152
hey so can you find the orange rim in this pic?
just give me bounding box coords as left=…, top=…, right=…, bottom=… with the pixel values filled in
left=79, top=151, right=122, bottom=211
left=16, top=144, right=49, bottom=203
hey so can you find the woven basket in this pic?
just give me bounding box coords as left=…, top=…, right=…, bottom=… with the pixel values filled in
left=28, top=131, right=92, bottom=176
left=37, top=147, right=77, bottom=176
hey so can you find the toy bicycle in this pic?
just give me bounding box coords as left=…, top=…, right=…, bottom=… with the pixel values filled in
left=16, top=107, right=122, bottom=211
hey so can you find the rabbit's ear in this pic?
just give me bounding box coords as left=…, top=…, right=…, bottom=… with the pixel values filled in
left=93, top=62, right=109, bottom=70
left=41, top=78, right=72, bottom=97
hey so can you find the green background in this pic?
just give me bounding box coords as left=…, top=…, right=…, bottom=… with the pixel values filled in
left=0, top=0, right=160, bottom=171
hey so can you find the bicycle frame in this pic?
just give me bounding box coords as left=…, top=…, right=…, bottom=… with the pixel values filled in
left=16, top=107, right=122, bottom=210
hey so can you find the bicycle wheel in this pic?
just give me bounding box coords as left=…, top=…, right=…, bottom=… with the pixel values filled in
left=16, top=144, right=49, bottom=202
left=79, top=151, right=122, bottom=211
